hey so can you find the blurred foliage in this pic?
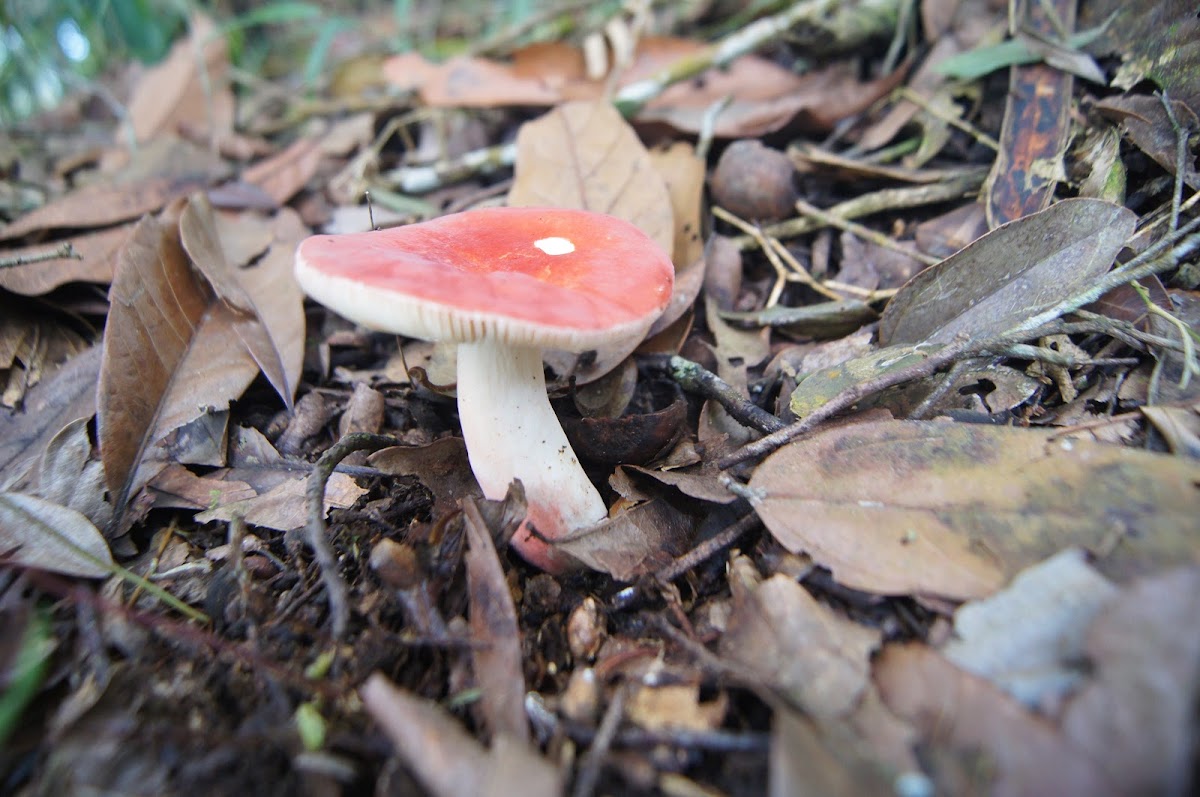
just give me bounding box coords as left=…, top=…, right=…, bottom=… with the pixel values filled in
left=0, top=0, right=623, bottom=128
left=0, top=0, right=188, bottom=125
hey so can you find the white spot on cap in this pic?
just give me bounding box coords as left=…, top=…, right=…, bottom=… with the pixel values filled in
left=534, top=237, right=575, bottom=255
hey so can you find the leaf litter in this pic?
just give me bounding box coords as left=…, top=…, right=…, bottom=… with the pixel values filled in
left=1, top=2, right=1199, bottom=795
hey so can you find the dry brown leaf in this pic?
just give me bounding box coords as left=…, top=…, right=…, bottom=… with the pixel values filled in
left=240, top=135, right=325, bottom=207
left=0, top=225, right=131, bottom=295
left=462, top=499, right=529, bottom=743
left=369, top=438, right=482, bottom=518
left=97, top=200, right=285, bottom=518
left=770, top=708, right=899, bottom=797
left=127, top=14, right=233, bottom=143
left=179, top=195, right=301, bottom=408
left=626, top=683, right=726, bottom=733
left=0, top=136, right=230, bottom=241
left=385, top=37, right=898, bottom=137
left=555, top=499, right=692, bottom=581
left=875, top=644, right=1110, bottom=796
left=748, top=419, right=1200, bottom=600
left=193, top=473, right=364, bottom=531
left=360, top=673, right=562, bottom=797
left=1059, top=566, right=1200, bottom=795
left=720, top=574, right=880, bottom=718
left=647, top=142, right=706, bottom=335
left=508, top=101, right=673, bottom=254
left=0, top=347, right=101, bottom=492
left=0, top=491, right=114, bottom=578
left=147, top=463, right=256, bottom=511
left=880, top=199, right=1137, bottom=346
left=97, top=210, right=210, bottom=503
left=36, top=418, right=112, bottom=532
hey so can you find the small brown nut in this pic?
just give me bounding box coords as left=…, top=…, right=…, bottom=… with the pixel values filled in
left=709, top=139, right=798, bottom=221
left=566, top=596, right=606, bottom=662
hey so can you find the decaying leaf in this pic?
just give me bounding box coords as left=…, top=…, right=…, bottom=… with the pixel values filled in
left=462, top=499, right=528, bottom=743
left=942, top=548, right=1118, bottom=708
left=879, top=199, right=1137, bottom=345
left=0, top=491, right=114, bottom=578
left=0, top=225, right=132, bottom=296
left=360, top=673, right=562, bottom=797
left=554, top=499, right=692, bottom=581
left=98, top=195, right=304, bottom=520
left=721, top=573, right=880, bottom=718
left=748, top=419, right=1200, bottom=600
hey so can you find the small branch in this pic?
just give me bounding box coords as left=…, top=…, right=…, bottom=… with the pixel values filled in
left=793, top=197, right=940, bottom=266
left=0, top=242, right=80, bottom=269
left=669, top=355, right=786, bottom=434
left=306, top=432, right=399, bottom=639
left=732, top=169, right=987, bottom=249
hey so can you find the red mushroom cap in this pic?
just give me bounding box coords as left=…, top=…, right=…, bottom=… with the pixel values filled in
left=295, top=207, right=674, bottom=351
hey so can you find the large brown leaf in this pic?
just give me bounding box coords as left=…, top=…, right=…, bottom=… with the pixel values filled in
left=748, top=419, right=1200, bottom=600
left=879, top=199, right=1136, bottom=345
left=97, top=200, right=289, bottom=519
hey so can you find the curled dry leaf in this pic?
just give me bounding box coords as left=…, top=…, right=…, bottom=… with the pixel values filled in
left=0, top=346, right=101, bottom=492
left=0, top=491, right=114, bottom=578
left=748, top=419, right=1200, bottom=601
left=880, top=198, right=1137, bottom=345
left=555, top=499, right=692, bottom=581
left=98, top=197, right=304, bottom=520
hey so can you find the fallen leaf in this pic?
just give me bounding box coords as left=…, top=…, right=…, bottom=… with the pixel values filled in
left=360, top=673, right=562, bottom=797
left=748, top=419, right=1200, bottom=600
left=194, top=473, right=365, bottom=531
left=0, top=225, right=132, bottom=295
left=0, top=491, right=114, bottom=578
left=1059, top=566, right=1200, bottom=795
left=179, top=194, right=300, bottom=409
left=127, top=14, right=233, bottom=142
left=0, top=137, right=230, bottom=241
left=875, top=643, right=1110, bottom=796
left=555, top=499, right=692, bottom=581
left=369, top=438, right=482, bottom=518
left=626, top=682, right=726, bottom=732
left=880, top=199, right=1137, bottom=345
left=36, top=418, right=113, bottom=532
left=462, top=498, right=528, bottom=743
left=720, top=574, right=880, bottom=718
left=240, top=135, right=324, bottom=207
left=0, top=346, right=101, bottom=491
left=942, top=548, right=1118, bottom=709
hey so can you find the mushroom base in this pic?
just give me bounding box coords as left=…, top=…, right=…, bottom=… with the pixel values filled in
left=456, top=340, right=607, bottom=572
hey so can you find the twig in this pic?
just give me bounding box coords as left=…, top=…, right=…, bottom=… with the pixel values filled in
left=614, top=0, right=900, bottom=116
left=306, top=433, right=399, bottom=639
left=793, top=197, right=940, bottom=266
left=382, top=142, right=518, bottom=195
left=732, top=169, right=987, bottom=249
left=572, top=684, right=627, bottom=797
left=719, top=320, right=1077, bottom=468
left=654, top=512, right=762, bottom=585
left=1159, top=91, right=1189, bottom=234
left=713, top=206, right=843, bottom=303
left=0, top=241, right=80, bottom=269
left=896, top=86, right=1000, bottom=151
left=669, top=356, right=786, bottom=434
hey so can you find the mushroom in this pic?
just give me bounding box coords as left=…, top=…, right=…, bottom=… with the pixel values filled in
left=295, top=207, right=674, bottom=572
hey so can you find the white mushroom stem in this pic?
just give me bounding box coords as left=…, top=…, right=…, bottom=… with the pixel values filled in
left=455, top=339, right=607, bottom=568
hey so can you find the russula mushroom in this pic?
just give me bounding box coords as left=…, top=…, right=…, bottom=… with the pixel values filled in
left=295, top=207, right=674, bottom=572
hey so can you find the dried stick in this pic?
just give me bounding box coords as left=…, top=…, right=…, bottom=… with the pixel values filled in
left=305, top=432, right=399, bottom=638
